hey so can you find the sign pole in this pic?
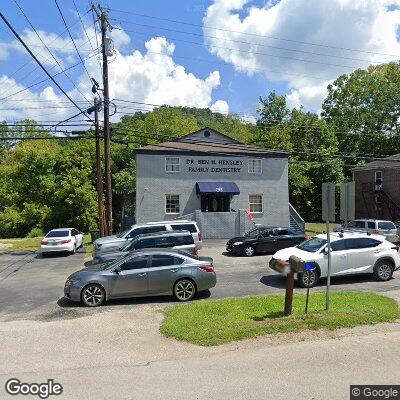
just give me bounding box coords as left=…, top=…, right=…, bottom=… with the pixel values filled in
left=325, top=184, right=332, bottom=311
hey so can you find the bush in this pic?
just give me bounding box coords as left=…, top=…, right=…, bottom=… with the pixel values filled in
left=26, top=227, right=44, bottom=238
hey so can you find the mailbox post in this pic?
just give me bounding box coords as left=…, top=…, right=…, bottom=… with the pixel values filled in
left=284, top=256, right=305, bottom=316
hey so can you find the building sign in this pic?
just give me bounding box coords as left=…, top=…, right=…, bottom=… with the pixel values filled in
left=186, top=158, right=243, bottom=173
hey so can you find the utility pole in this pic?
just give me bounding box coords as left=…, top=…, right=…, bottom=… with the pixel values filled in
left=94, top=98, right=105, bottom=237
left=98, top=6, right=113, bottom=235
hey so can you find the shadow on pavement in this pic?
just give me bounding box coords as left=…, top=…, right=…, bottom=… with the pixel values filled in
left=57, top=289, right=211, bottom=309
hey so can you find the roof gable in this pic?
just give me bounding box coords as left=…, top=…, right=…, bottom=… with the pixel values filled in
left=176, top=127, right=241, bottom=145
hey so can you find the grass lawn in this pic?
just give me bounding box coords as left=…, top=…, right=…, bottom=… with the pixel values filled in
left=0, top=233, right=93, bottom=254
left=161, top=292, right=399, bottom=346
left=305, top=222, right=341, bottom=237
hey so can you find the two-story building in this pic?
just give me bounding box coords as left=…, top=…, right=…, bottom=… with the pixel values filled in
left=352, top=154, right=400, bottom=221
left=134, top=127, right=304, bottom=238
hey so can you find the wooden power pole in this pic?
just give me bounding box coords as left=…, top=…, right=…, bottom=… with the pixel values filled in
left=94, top=97, right=105, bottom=237
left=99, top=7, right=113, bottom=235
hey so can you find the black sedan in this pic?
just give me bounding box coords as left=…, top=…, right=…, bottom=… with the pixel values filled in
left=226, top=227, right=307, bottom=257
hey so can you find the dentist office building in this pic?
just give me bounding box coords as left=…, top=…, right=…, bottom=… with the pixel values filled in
left=134, top=128, right=304, bottom=239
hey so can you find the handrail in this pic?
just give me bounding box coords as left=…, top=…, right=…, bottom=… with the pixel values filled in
left=289, top=203, right=305, bottom=231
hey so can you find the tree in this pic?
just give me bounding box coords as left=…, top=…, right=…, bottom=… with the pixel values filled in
left=322, top=62, right=400, bottom=158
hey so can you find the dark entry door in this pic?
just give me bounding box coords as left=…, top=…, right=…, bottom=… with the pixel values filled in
left=201, top=195, right=230, bottom=212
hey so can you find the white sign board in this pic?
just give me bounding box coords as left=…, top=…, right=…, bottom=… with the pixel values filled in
left=322, top=182, right=335, bottom=222
left=340, top=182, right=355, bottom=222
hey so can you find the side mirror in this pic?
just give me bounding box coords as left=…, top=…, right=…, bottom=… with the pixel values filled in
left=114, top=266, right=122, bottom=274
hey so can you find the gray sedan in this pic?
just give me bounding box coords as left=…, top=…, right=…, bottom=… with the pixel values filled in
left=64, top=249, right=216, bottom=306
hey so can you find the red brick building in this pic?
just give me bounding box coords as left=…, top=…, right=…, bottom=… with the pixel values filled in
left=352, top=154, right=400, bottom=221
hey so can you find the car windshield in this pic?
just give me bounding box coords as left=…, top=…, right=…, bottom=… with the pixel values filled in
left=117, top=228, right=131, bottom=238
left=297, top=237, right=327, bottom=252
left=46, top=230, right=69, bottom=237
left=100, top=256, right=126, bottom=270
left=244, top=228, right=262, bottom=238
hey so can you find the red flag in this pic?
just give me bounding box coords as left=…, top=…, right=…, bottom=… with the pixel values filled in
left=245, top=209, right=254, bottom=221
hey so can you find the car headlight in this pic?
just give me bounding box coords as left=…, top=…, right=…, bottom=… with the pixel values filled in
left=65, top=278, right=78, bottom=286
left=233, top=241, right=243, bottom=246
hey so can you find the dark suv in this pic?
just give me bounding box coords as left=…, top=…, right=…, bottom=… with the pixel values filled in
left=226, top=226, right=307, bottom=256
left=91, top=230, right=197, bottom=264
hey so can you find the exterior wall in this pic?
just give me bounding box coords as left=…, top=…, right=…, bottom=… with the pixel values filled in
left=354, top=168, right=400, bottom=220
left=135, top=152, right=290, bottom=236
left=177, top=129, right=238, bottom=144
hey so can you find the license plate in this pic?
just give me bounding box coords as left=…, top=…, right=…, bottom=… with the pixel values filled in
left=50, top=241, right=58, bottom=246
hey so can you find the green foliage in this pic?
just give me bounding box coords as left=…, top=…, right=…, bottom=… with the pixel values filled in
left=26, top=227, right=44, bottom=238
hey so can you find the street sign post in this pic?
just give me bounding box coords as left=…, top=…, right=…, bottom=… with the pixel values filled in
left=322, top=182, right=335, bottom=311
left=340, top=182, right=355, bottom=227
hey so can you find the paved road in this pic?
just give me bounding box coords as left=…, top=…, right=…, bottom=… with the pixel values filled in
left=0, top=241, right=399, bottom=320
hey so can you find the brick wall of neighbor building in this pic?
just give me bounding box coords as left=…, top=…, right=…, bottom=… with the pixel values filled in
left=354, top=168, right=400, bottom=220
left=135, top=152, right=290, bottom=233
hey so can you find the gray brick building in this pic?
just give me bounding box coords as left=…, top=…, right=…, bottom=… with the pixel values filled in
left=135, top=128, right=303, bottom=238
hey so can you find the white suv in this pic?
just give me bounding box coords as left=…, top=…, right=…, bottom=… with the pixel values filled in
left=94, top=220, right=202, bottom=253
left=269, top=232, right=400, bottom=287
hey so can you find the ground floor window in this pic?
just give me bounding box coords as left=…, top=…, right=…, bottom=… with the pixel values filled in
left=249, top=194, right=263, bottom=213
left=200, top=195, right=230, bottom=212
left=165, top=194, right=180, bottom=214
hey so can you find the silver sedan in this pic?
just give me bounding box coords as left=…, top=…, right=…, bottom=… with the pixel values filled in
left=64, top=249, right=216, bottom=306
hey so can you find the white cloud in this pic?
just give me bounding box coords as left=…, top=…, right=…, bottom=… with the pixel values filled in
left=203, top=0, right=400, bottom=111
left=0, top=29, right=229, bottom=124
left=210, top=99, right=229, bottom=113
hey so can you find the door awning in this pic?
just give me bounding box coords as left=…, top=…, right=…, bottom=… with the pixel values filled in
left=196, top=182, right=240, bottom=195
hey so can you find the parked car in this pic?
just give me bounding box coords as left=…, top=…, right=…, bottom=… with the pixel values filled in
left=226, top=227, right=307, bottom=257
left=92, top=230, right=197, bottom=263
left=64, top=249, right=216, bottom=306
left=93, top=220, right=202, bottom=253
left=269, top=231, right=400, bottom=287
left=41, top=228, right=83, bottom=256
left=337, top=219, right=399, bottom=243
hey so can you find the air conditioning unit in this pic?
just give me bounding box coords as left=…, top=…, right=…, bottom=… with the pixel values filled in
left=375, top=184, right=382, bottom=191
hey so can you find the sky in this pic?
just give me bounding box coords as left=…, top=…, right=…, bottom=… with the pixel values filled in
left=1, top=0, right=400, bottom=127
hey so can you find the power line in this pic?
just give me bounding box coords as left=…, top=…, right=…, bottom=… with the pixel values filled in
left=108, top=8, right=400, bottom=58
left=11, top=0, right=92, bottom=105
left=111, top=18, right=392, bottom=65
left=0, top=10, right=94, bottom=122
left=54, top=0, right=92, bottom=82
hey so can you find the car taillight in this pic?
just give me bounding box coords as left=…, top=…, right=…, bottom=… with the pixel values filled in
left=41, top=240, right=48, bottom=245
left=198, top=264, right=214, bottom=273
left=198, top=232, right=202, bottom=241
left=304, top=235, right=308, bottom=240
left=61, top=239, right=72, bottom=244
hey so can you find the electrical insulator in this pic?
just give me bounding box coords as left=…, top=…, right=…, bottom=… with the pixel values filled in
left=105, top=37, right=114, bottom=57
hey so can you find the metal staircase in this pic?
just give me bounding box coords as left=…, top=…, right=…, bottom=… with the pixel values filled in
left=289, top=203, right=305, bottom=232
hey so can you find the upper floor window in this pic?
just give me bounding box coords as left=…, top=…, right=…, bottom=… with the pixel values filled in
left=165, top=157, right=180, bottom=173
left=375, top=171, right=382, bottom=191
left=248, top=159, right=262, bottom=174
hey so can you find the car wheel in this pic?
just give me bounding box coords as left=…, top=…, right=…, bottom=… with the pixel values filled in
left=373, top=260, right=394, bottom=281
left=71, top=244, right=76, bottom=254
left=81, top=284, right=105, bottom=307
left=298, top=269, right=319, bottom=288
left=174, top=279, right=196, bottom=302
left=243, top=245, right=255, bottom=257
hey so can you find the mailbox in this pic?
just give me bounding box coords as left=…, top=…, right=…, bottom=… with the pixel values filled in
left=289, top=255, right=305, bottom=273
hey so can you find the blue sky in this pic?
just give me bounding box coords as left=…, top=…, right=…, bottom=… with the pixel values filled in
left=1, top=0, right=400, bottom=124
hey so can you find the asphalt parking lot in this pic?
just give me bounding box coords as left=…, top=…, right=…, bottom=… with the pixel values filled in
left=0, top=240, right=399, bottom=321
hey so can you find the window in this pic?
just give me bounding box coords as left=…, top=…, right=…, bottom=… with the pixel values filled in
left=248, top=159, right=262, bottom=174
left=165, top=157, right=180, bottom=173
left=155, top=237, right=173, bottom=248
left=375, top=195, right=383, bottom=211
left=151, top=255, right=177, bottom=267
left=367, top=222, right=375, bottom=229
left=375, top=171, right=382, bottom=190
left=165, top=195, right=180, bottom=214
left=297, top=237, right=327, bottom=252
left=249, top=194, right=263, bottom=213
left=127, top=225, right=167, bottom=239
left=120, top=256, right=148, bottom=271
left=348, top=220, right=365, bottom=229
left=173, top=235, right=194, bottom=246
left=134, top=238, right=156, bottom=249
left=275, top=229, right=290, bottom=236
left=331, top=240, right=346, bottom=252
left=345, top=238, right=381, bottom=250
left=46, top=230, right=70, bottom=237
left=378, top=221, right=396, bottom=230
left=171, top=223, right=197, bottom=233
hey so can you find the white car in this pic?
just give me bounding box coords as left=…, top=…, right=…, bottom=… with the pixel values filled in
left=41, top=228, right=83, bottom=256
left=269, top=232, right=400, bottom=287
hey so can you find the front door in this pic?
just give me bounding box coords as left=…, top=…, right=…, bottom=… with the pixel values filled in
left=201, top=195, right=230, bottom=212
left=324, top=239, right=348, bottom=276
left=110, top=255, right=149, bottom=297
